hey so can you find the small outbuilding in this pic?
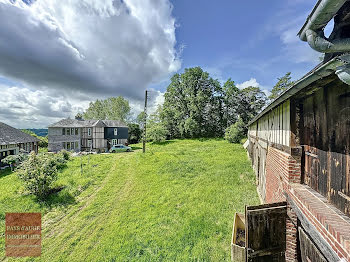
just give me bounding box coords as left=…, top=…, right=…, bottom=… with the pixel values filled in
left=0, top=122, right=39, bottom=166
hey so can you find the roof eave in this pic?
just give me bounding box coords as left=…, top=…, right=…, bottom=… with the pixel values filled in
left=248, top=57, right=344, bottom=126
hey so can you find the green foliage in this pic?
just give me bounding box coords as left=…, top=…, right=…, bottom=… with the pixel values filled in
left=2, top=150, right=29, bottom=168
left=21, top=129, right=48, bottom=148
left=147, top=123, right=168, bottom=142
left=17, top=152, right=59, bottom=199
left=162, top=67, right=224, bottom=138
left=147, top=105, right=168, bottom=142
left=161, top=67, right=268, bottom=140
left=59, top=149, right=70, bottom=161
left=83, top=96, right=131, bottom=122
left=237, top=86, right=268, bottom=127
left=269, top=72, right=294, bottom=101
left=128, top=123, right=142, bottom=144
left=225, top=118, right=246, bottom=143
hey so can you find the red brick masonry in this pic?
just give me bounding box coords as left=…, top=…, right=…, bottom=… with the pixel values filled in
left=264, top=147, right=350, bottom=261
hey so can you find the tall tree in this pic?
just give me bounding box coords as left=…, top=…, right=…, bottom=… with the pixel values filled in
left=222, top=78, right=240, bottom=128
left=236, top=86, right=267, bottom=133
left=269, top=72, right=294, bottom=101
left=83, top=96, right=131, bottom=122
left=162, top=67, right=224, bottom=138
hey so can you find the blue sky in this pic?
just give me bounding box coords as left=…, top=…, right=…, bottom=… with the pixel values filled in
left=162, top=0, right=321, bottom=91
left=0, top=0, right=328, bottom=128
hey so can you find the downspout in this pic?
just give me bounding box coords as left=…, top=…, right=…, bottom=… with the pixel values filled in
left=298, top=0, right=350, bottom=85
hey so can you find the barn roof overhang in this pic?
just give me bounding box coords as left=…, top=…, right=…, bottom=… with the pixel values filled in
left=248, top=55, right=348, bottom=126
left=249, top=0, right=350, bottom=126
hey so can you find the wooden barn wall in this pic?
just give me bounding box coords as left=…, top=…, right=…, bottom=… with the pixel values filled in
left=248, top=100, right=291, bottom=201
left=300, top=80, right=350, bottom=216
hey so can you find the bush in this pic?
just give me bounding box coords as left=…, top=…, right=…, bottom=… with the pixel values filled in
left=147, top=123, right=168, bottom=143
left=225, top=119, right=246, bottom=143
left=17, top=152, right=58, bottom=199
left=60, top=149, right=70, bottom=161
left=2, top=150, right=29, bottom=169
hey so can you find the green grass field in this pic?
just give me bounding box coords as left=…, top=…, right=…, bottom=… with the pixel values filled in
left=0, top=139, right=259, bottom=261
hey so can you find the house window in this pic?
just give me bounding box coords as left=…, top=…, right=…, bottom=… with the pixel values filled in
left=75, top=141, right=78, bottom=149
left=71, top=128, right=74, bottom=135
left=67, top=142, right=71, bottom=150
left=66, top=128, right=71, bottom=136
left=62, top=128, right=65, bottom=135
left=112, top=139, right=118, bottom=146
left=88, top=128, right=91, bottom=136
left=75, top=128, right=79, bottom=135
left=71, top=142, right=75, bottom=149
left=114, top=128, right=118, bottom=136
left=88, top=139, right=92, bottom=148
left=62, top=142, right=66, bottom=149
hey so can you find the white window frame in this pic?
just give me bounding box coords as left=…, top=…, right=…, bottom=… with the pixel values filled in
left=112, top=139, right=118, bottom=146
left=88, top=128, right=91, bottom=136
left=114, top=128, right=118, bottom=136
left=88, top=139, right=92, bottom=148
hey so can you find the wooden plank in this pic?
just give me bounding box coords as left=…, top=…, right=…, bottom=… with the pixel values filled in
left=299, top=227, right=327, bottom=262
left=246, top=202, right=287, bottom=262
left=285, top=193, right=340, bottom=261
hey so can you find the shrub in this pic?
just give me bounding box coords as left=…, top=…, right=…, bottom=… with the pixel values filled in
left=2, top=150, right=29, bottom=169
left=147, top=123, right=168, bottom=143
left=17, top=152, right=58, bottom=199
left=60, top=149, right=70, bottom=161
left=225, top=119, right=246, bottom=143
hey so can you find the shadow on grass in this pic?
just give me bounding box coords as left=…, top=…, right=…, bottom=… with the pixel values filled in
left=39, top=187, right=76, bottom=208
left=152, top=140, right=176, bottom=146
left=0, top=168, right=12, bottom=179
left=130, top=146, right=142, bottom=150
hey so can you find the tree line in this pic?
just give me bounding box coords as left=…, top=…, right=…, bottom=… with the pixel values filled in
left=78, top=67, right=294, bottom=143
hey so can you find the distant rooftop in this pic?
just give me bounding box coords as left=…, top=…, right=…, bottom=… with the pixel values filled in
left=48, top=119, right=127, bottom=128
left=0, top=122, right=40, bottom=145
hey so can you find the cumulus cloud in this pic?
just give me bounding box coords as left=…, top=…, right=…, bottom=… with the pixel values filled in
left=237, top=78, right=271, bottom=97
left=237, top=78, right=260, bottom=89
left=0, top=0, right=180, bottom=100
left=0, top=84, right=90, bottom=128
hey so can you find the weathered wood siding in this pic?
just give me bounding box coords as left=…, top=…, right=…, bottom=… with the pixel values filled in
left=299, top=80, right=350, bottom=216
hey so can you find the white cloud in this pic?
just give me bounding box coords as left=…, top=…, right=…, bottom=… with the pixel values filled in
left=237, top=78, right=260, bottom=89
left=0, top=0, right=180, bottom=101
left=237, top=78, right=271, bottom=98
left=0, top=84, right=90, bottom=128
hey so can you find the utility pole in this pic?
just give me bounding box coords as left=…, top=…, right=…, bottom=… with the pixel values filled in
left=143, top=90, right=148, bottom=153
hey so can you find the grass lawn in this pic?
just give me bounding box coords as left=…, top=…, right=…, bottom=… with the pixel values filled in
left=0, top=139, right=259, bottom=261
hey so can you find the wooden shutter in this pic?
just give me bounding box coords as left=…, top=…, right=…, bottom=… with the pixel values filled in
left=246, top=202, right=287, bottom=262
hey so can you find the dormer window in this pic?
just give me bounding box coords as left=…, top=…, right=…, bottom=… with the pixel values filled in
left=114, top=128, right=118, bottom=136
left=88, top=128, right=91, bottom=136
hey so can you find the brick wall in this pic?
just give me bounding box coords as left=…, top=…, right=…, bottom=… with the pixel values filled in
left=264, top=146, right=301, bottom=262
left=265, top=147, right=301, bottom=203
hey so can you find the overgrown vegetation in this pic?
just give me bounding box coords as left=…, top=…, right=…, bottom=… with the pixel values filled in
left=0, top=139, right=259, bottom=261
left=21, top=129, right=49, bottom=148
left=12, top=150, right=70, bottom=199
left=225, top=118, right=246, bottom=143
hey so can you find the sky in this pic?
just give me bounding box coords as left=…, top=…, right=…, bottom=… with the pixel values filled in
left=0, top=0, right=332, bottom=128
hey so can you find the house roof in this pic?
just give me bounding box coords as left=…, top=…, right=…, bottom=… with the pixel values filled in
left=48, top=119, right=128, bottom=128
left=0, top=122, right=40, bottom=145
